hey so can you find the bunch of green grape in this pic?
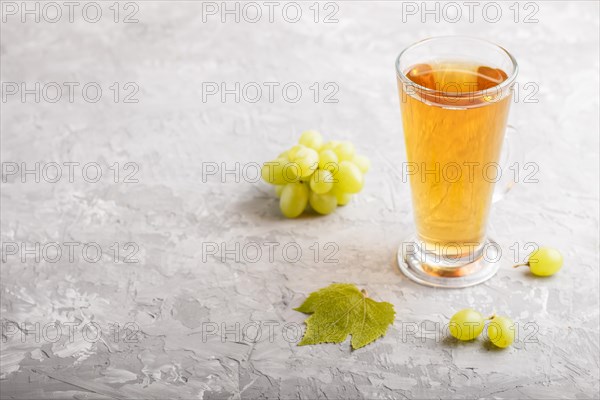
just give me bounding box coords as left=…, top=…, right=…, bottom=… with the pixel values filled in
left=261, top=130, right=370, bottom=218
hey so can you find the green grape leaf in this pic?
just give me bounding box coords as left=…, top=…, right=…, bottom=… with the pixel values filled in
left=294, top=283, right=395, bottom=350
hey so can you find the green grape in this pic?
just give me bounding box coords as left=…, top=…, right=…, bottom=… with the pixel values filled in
left=320, top=140, right=340, bottom=153
left=330, top=186, right=352, bottom=206
left=275, top=185, right=284, bottom=198
left=334, top=141, right=355, bottom=161
left=286, top=161, right=304, bottom=182
left=287, top=144, right=306, bottom=160
left=280, top=183, right=308, bottom=218
left=299, top=130, right=323, bottom=150
left=449, top=309, right=485, bottom=341
left=310, top=169, right=334, bottom=194
left=335, top=161, right=364, bottom=193
left=487, top=316, right=515, bottom=348
left=267, top=135, right=369, bottom=216
left=278, top=150, right=289, bottom=159
left=521, top=247, right=563, bottom=276
left=318, top=149, right=339, bottom=172
left=262, top=158, right=297, bottom=185
left=353, top=154, right=371, bottom=173
left=290, top=147, right=319, bottom=178
left=309, top=191, right=337, bottom=215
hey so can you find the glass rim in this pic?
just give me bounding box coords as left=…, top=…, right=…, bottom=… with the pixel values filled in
left=395, top=35, right=519, bottom=99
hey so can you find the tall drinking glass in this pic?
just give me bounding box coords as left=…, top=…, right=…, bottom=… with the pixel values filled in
left=395, top=36, right=518, bottom=288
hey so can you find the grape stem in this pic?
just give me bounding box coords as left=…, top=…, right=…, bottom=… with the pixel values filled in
left=512, top=263, right=529, bottom=268
left=361, top=289, right=368, bottom=298
left=487, top=314, right=497, bottom=320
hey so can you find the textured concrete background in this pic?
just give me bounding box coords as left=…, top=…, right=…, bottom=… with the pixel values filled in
left=1, top=1, right=599, bottom=399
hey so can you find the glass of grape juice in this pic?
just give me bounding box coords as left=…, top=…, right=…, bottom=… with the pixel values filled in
left=395, top=36, right=518, bottom=288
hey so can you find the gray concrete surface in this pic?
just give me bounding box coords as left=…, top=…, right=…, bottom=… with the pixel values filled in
left=1, top=1, right=599, bottom=399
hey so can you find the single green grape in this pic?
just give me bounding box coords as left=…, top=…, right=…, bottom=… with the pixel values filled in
left=336, top=161, right=364, bottom=193
left=290, top=147, right=319, bottom=178
left=335, top=141, right=356, bottom=161
left=487, top=316, right=515, bottom=348
left=287, top=144, right=306, bottom=159
left=318, top=149, right=339, bottom=172
left=309, top=191, right=337, bottom=215
left=353, top=154, right=371, bottom=173
left=275, top=185, right=284, bottom=198
left=449, top=309, right=485, bottom=341
left=518, top=247, right=563, bottom=276
left=320, top=140, right=340, bottom=153
left=299, top=130, right=323, bottom=150
left=310, top=169, right=334, bottom=194
left=330, top=186, right=352, bottom=206
left=262, top=158, right=298, bottom=185
left=279, top=182, right=308, bottom=218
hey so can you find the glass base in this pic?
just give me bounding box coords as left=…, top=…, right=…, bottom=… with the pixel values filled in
left=397, top=235, right=501, bottom=288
